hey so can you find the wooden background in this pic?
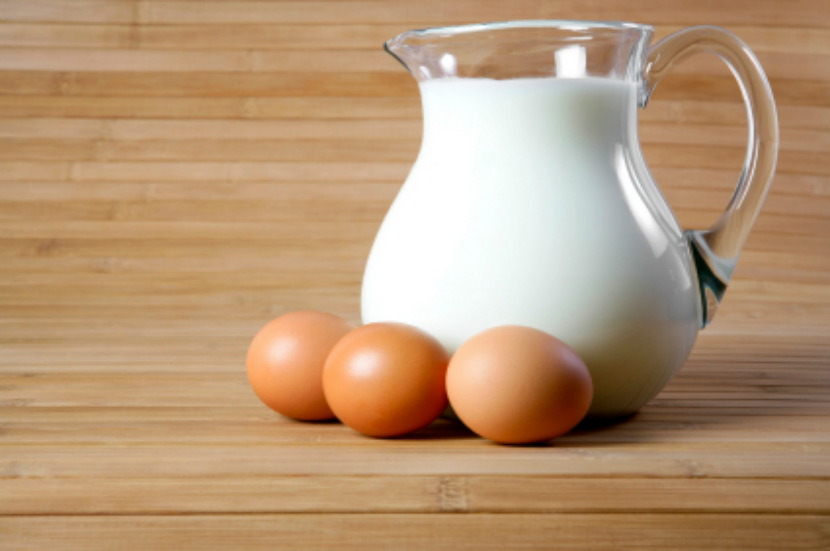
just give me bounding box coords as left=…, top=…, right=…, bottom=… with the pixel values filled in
left=1, top=1, right=828, bottom=549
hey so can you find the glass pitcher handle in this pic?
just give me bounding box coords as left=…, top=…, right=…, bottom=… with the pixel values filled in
left=641, top=26, right=779, bottom=327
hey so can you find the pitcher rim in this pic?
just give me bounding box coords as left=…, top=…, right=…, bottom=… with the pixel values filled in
left=386, top=19, right=654, bottom=48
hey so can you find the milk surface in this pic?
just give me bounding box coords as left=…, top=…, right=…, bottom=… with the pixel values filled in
left=361, top=77, right=700, bottom=416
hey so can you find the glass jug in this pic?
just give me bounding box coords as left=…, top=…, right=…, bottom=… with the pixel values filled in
left=361, top=21, right=778, bottom=416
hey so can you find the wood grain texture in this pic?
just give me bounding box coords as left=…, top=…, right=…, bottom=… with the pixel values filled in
left=1, top=1, right=829, bottom=550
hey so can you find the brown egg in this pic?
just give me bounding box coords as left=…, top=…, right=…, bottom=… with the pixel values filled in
left=246, top=311, right=354, bottom=420
left=323, top=322, right=449, bottom=438
left=446, top=325, right=592, bottom=444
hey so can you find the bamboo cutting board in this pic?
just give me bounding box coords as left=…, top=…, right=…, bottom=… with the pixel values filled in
left=0, top=1, right=829, bottom=549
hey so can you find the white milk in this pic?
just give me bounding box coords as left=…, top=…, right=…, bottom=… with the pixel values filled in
left=361, top=77, right=700, bottom=416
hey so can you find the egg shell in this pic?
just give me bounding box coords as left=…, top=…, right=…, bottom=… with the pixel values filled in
left=323, top=322, right=449, bottom=438
left=246, top=310, right=353, bottom=420
left=446, top=325, right=593, bottom=444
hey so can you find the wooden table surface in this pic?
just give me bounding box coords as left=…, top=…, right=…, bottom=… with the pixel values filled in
left=1, top=1, right=828, bottom=549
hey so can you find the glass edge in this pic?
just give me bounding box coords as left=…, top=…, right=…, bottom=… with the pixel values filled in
left=383, top=40, right=409, bottom=72
left=385, top=19, right=654, bottom=48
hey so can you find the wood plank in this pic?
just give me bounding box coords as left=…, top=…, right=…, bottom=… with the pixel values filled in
left=1, top=411, right=827, bottom=444
left=1, top=442, right=828, bottom=478
left=0, top=48, right=391, bottom=74
left=1, top=0, right=827, bottom=29
left=0, top=23, right=402, bottom=50
left=0, top=199, right=388, bottom=221
left=0, top=140, right=98, bottom=161
left=653, top=25, right=830, bottom=55
left=0, top=513, right=827, bottom=551
left=665, top=190, right=830, bottom=218
left=1, top=49, right=823, bottom=81
left=0, top=171, right=825, bottom=201
left=6, top=247, right=822, bottom=279
left=0, top=161, right=70, bottom=181
left=1, top=476, right=827, bottom=515
left=0, top=119, right=426, bottom=145
left=0, top=97, right=824, bottom=131
left=650, top=75, right=830, bottom=107
left=640, top=123, right=829, bottom=152
left=0, top=252, right=368, bottom=274
left=0, top=23, right=136, bottom=49
left=0, top=71, right=417, bottom=98
left=2, top=310, right=823, bottom=343
left=137, top=1, right=830, bottom=29
left=2, top=71, right=827, bottom=106
left=60, top=161, right=411, bottom=182
left=0, top=95, right=423, bottom=119
left=650, top=169, right=830, bottom=195
left=0, top=48, right=257, bottom=73
left=0, top=135, right=826, bottom=165
left=0, top=122, right=824, bottom=152
left=0, top=0, right=136, bottom=24
left=0, top=218, right=379, bottom=239
left=106, top=118, right=421, bottom=140
left=0, top=284, right=825, bottom=314
left=0, top=381, right=824, bottom=410
left=0, top=194, right=823, bottom=223
left=0, top=271, right=827, bottom=300
left=0, top=151, right=821, bottom=187
left=0, top=181, right=398, bottom=202
left=0, top=22, right=827, bottom=53
left=642, top=102, right=830, bottom=130
left=0, top=190, right=824, bottom=222
left=0, top=230, right=824, bottom=266
left=664, top=51, right=830, bottom=81
left=0, top=139, right=418, bottom=162
left=1, top=395, right=826, bottom=419
left=643, top=145, right=830, bottom=175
